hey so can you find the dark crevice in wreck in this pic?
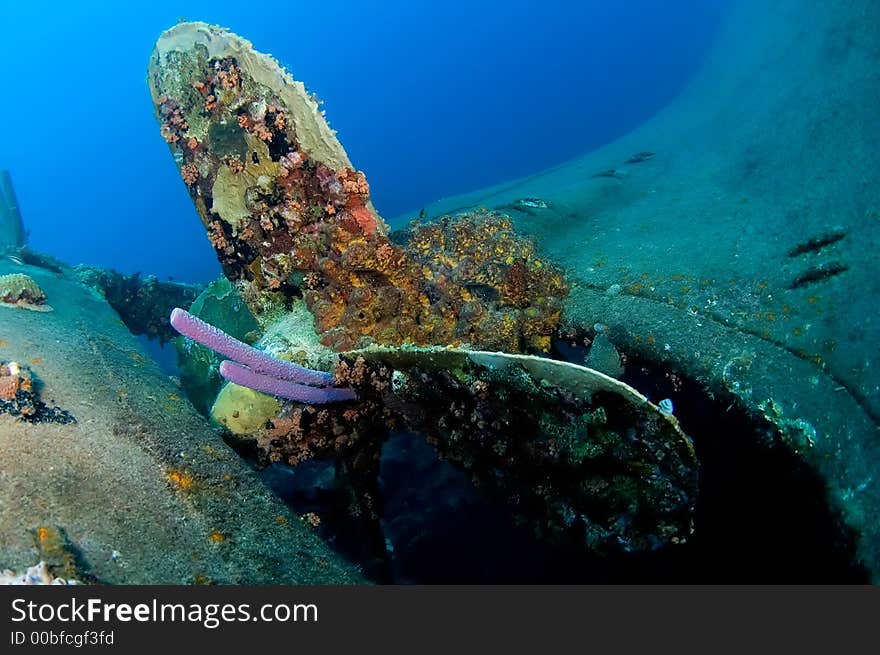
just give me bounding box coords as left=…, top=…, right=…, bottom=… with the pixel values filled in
left=616, top=355, right=867, bottom=583
left=246, top=352, right=868, bottom=584
left=574, top=283, right=879, bottom=427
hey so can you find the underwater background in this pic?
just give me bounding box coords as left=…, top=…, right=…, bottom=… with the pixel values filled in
left=0, top=0, right=727, bottom=282
left=1, top=0, right=879, bottom=585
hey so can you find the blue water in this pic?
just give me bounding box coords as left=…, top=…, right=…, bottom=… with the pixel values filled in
left=0, top=0, right=728, bottom=283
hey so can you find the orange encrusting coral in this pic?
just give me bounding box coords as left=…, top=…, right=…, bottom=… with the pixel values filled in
left=304, top=210, right=567, bottom=352
left=166, top=468, right=197, bottom=491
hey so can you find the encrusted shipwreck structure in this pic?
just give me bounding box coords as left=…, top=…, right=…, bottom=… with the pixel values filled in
left=148, top=22, right=566, bottom=354
left=151, top=22, right=697, bottom=570
left=341, top=347, right=697, bottom=553
left=172, top=309, right=698, bottom=559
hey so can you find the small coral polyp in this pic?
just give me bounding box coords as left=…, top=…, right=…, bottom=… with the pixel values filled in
left=150, top=22, right=567, bottom=354
left=0, top=273, right=51, bottom=311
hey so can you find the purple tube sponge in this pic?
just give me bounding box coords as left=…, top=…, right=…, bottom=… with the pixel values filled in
left=170, top=307, right=356, bottom=404
left=170, top=308, right=333, bottom=386
left=219, top=361, right=357, bottom=404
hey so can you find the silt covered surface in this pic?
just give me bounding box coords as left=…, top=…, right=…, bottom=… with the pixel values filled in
left=0, top=260, right=363, bottom=584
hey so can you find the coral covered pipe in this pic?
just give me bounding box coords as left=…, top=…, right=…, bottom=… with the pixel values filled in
left=170, top=307, right=334, bottom=387
left=219, top=360, right=357, bottom=404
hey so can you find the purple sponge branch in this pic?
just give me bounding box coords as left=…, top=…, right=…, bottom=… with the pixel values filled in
left=170, top=307, right=334, bottom=387
left=219, top=361, right=357, bottom=404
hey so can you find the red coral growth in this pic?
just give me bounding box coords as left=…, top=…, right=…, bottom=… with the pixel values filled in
left=181, top=162, right=199, bottom=185
left=267, top=104, right=286, bottom=130
left=207, top=221, right=230, bottom=252
left=338, top=168, right=370, bottom=196
left=217, top=62, right=241, bottom=89
left=252, top=122, right=273, bottom=142
left=157, top=96, right=188, bottom=143
left=349, top=205, right=377, bottom=235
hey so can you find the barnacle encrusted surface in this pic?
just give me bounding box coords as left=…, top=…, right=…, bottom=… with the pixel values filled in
left=0, top=273, right=51, bottom=311
left=254, top=345, right=697, bottom=553
left=149, top=22, right=566, bottom=353
left=352, top=346, right=698, bottom=552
